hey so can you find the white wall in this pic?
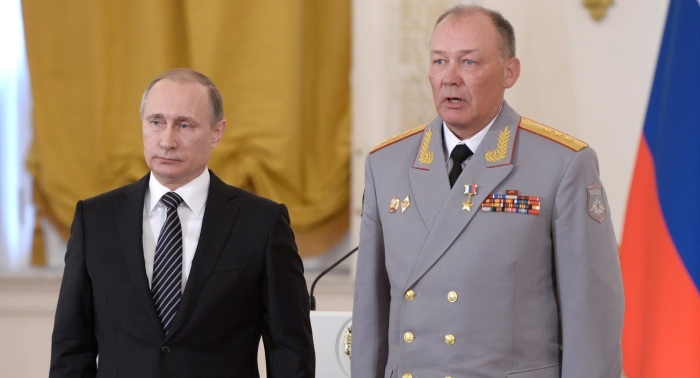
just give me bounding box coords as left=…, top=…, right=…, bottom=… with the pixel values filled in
left=497, top=0, right=668, bottom=239
left=0, top=273, right=61, bottom=377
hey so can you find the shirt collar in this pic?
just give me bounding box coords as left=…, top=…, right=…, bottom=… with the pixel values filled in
left=443, top=104, right=503, bottom=160
left=146, top=169, right=210, bottom=217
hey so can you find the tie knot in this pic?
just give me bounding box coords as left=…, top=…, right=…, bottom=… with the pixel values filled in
left=450, top=144, right=473, bottom=165
left=161, top=192, right=183, bottom=210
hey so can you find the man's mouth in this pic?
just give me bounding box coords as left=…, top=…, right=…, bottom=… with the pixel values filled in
left=446, top=97, right=463, bottom=104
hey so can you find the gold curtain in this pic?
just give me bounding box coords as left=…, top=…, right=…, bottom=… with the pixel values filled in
left=22, top=0, right=350, bottom=263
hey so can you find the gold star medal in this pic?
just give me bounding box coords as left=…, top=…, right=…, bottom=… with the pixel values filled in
left=462, top=184, right=478, bottom=211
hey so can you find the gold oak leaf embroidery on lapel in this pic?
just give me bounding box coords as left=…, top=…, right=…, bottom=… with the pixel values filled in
left=485, top=126, right=511, bottom=163
left=418, top=127, right=434, bottom=165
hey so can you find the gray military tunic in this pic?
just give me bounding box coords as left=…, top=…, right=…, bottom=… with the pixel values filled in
left=352, top=102, right=623, bottom=378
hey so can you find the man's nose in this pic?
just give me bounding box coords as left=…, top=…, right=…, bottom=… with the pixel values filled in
left=442, top=62, right=460, bottom=85
left=160, top=125, right=177, bottom=149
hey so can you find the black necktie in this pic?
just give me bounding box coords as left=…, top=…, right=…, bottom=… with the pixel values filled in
left=152, top=192, right=184, bottom=335
left=448, top=144, right=473, bottom=188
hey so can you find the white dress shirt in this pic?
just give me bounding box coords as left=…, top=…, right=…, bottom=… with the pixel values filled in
left=443, top=105, right=502, bottom=172
left=143, top=169, right=210, bottom=292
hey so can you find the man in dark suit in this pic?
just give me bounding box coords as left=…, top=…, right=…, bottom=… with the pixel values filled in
left=50, top=68, right=315, bottom=377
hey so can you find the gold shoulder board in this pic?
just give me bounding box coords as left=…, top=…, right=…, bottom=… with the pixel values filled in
left=370, top=123, right=428, bottom=154
left=519, top=117, right=588, bottom=152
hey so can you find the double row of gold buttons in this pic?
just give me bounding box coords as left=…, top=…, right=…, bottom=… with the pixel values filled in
left=403, top=289, right=458, bottom=344
left=401, top=290, right=459, bottom=378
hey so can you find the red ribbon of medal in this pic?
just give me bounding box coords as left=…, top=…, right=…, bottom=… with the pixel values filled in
left=481, top=193, right=541, bottom=215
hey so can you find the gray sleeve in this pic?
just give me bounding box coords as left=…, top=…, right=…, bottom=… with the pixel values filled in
left=552, top=147, right=624, bottom=377
left=351, top=154, right=391, bottom=378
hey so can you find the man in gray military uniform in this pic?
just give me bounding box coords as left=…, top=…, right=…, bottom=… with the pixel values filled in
left=352, top=5, right=623, bottom=378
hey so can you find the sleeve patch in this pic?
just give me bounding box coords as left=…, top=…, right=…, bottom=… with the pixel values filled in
left=587, top=183, right=607, bottom=222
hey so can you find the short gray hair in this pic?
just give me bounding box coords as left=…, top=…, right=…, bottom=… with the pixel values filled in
left=435, top=5, right=516, bottom=60
left=140, top=68, right=224, bottom=126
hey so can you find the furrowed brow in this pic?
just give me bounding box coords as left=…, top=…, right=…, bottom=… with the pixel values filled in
left=145, top=113, right=164, bottom=120
left=430, top=48, right=478, bottom=55
left=174, top=116, right=199, bottom=126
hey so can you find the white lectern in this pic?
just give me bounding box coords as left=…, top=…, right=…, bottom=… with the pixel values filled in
left=311, top=311, right=352, bottom=377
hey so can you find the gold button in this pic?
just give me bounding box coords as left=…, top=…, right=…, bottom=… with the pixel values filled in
left=402, top=374, right=413, bottom=378
left=447, top=291, right=458, bottom=302
left=444, top=334, right=455, bottom=345
left=405, top=289, right=415, bottom=300
left=403, top=331, right=414, bottom=343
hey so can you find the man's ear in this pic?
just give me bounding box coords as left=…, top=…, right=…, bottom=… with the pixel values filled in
left=503, top=57, right=520, bottom=89
left=211, top=119, right=226, bottom=149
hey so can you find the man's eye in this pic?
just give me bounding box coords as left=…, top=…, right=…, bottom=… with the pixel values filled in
left=151, top=120, right=162, bottom=126
left=463, top=59, right=474, bottom=65
left=434, top=59, right=446, bottom=65
left=180, top=123, right=190, bottom=129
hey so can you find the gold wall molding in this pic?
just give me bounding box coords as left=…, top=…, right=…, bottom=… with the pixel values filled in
left=584, top=0, right=613, bottom=21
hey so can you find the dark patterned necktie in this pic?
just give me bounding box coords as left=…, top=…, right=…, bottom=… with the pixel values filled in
left=152, top=191, right=184, bottom=335
left=448, top=144, right=473, bottom=188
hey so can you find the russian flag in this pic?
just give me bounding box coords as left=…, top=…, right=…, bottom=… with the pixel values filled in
left=620, top=0, right=700, bottom=376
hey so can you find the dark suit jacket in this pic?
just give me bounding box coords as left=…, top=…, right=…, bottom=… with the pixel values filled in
left=50, top=171, right=315, bottom=378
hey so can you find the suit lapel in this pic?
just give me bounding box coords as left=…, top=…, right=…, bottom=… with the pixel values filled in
left=408, top=117, right=450, bottom=229
left=115, top=174, right=164, bottom=336
left=166, top=172, right=240, bottom=340
left=405, top=103, right=521, bottom=288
